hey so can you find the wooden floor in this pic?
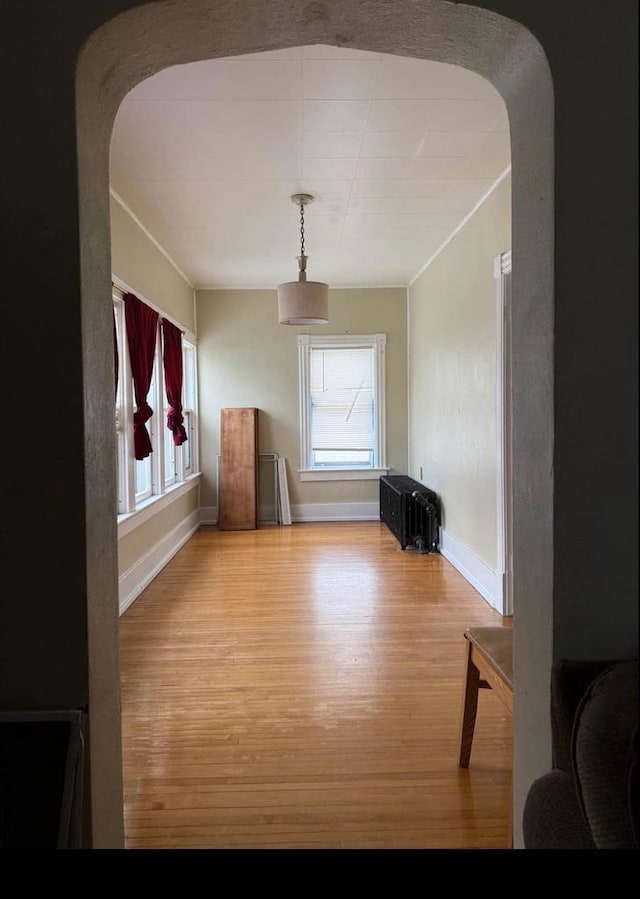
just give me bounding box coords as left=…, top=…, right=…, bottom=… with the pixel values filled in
left=119, top=522, right=512, bottom=849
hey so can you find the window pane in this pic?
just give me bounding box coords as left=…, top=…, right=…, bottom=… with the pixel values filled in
left=164, top=411, right=175, bottom=484
left=313, top=449, right=372, bottom=467
left=183, top=410, right=192, bottom=471
left=135, top=457, right=152, bottom=498
left=183, top=344, right=195, bottom=409
left=183, top=341, right=196, bottom=474
left=310, top=346, right=374, bottom=467
left=134, top=357, right=156, bottom=499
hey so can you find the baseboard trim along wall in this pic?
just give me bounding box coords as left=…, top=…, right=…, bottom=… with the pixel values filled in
left=119, top=509, right=502, bottom=616
left=200, top=506, right=218, bottom=525
left=439, top=528, right=503, bottom=612
left=291, top=502, right=379, bottom=522
left=200, top=502, right=380, bottom=524
left=118, top=508, right=200, bottom=615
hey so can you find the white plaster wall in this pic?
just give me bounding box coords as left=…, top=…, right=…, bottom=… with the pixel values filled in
left=110, top=196, right=200, bottom=583
left=409, top=175, right=511, bottom=569
left=196, top=287, right=408, bottom=511
left=110, top=195, right=195, bottom=333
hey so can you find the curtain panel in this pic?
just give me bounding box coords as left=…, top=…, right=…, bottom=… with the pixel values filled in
left=124, top=292, right=159, bottom=460
left=162, top=318, right=187, bottom=446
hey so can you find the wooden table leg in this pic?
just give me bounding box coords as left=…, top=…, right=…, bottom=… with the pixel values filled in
left=458, top=638, right=480, bottom=768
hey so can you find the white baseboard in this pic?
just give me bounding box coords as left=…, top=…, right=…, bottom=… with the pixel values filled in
left=119, top=509, right=200, bottom=615
left=291, top=502, right=379, bottom=522
left=200, top=505, right=218, bottom=525
left=200, top=502, right=379, bottom=524
left=439, top=528, right=503, bottom=612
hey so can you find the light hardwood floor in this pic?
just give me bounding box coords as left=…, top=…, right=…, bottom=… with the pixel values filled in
left=119, top=522, right=512, bottom=849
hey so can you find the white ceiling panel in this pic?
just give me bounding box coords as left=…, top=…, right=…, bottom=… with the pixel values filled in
left=303, top=100, right=370, bottom=132
left=128, top=60, right=302, bottom=100
left=447, top=178, right=496, bottom=201
left=113, top=100, right=188, bottom=134
left=347, top=196, right=470, bottom=216
left=302, top=157, right=359, bottom=180
left=303, top=60, right=381, bottom=99
left=350, top=179, right=458, bottom=198
left=342, top=214, right=453, bottom=237
left=110, top=46, right=510, bottom=288
left=183, top=100, right=302, bottom=132
left=360, top=132, right=425, bottom=158
left=120, top=154, right=302, bottom=182
left=408, top=156, right=469, bottom=179
left=416, top=131, right=488, bottom=157
left=374, top=57, right=498, bottom=100
left=190, top=131, right=302, bottom=158
left=423, top=98, right=508, bottom=132
left=302, top=132, right=363, bottom=158
left=354, top=157, right=413, bottom=180
left=365, top=100, right=435, bottom=133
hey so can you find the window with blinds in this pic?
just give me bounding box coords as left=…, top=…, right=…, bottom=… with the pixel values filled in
left=310, top=346, right=374, bottom=467
left=298, top=333, right=387, bottom=477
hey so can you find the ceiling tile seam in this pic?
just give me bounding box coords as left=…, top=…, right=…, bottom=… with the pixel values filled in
left=338, top=54, right=385, bottom=244
left=193, top=283, right=408, bottom=291
left=125, top=176, right=489, bottom=186
left=121, top=112, right=502, bottom=136
left=123, top=96, right=502, bottom=103
left=407, top=166, right=511, bottom=289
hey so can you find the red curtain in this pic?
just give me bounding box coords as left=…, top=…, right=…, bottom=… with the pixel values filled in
left=125, top=292, right=159, bottom=460
left=162, top=319, right=187, bottom=446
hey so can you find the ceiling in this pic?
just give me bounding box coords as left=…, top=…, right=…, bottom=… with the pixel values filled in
left=110, top=46, right=510, bottom=289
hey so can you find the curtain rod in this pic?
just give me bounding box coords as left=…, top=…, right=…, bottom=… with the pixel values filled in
left=111, top=279, right=193, bottom=339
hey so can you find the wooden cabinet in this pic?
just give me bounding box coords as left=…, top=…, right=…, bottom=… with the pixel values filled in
left=219, top=407, right=259, bottom=530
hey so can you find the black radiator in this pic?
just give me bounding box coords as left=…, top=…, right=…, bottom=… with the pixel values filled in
left=379, top=475, right=440, bottom=553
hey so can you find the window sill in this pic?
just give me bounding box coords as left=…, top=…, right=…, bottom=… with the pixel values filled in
left=118, top=473, right=201, bottom=538
left=298, top=468, right=389, bottom=482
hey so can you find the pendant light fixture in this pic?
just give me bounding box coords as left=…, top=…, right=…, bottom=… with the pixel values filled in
left=277, top=193, right=329, bottom=325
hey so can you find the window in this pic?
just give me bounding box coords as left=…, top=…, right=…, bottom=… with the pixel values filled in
left=135, top=357, right=157, bottom=502
left=298, top=333, right=387, bottom=481
left=182, top=340, right=197, bottom=477
left=113, top=286, right=199, bottom=520
left=114, top=296, right=128, bottom=515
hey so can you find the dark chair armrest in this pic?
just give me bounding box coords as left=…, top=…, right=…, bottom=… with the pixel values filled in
left=523, top=770, right=595, bottom=849
left=550, top=661, right=615, bottom=773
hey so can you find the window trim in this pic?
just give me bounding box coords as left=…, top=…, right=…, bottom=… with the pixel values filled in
left=181, top=339, right=199, bottom=478
left=297, top=333, right=388, bottom=481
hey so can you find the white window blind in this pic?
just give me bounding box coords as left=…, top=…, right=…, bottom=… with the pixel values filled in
left=310, top=346, right=374, bottom=467
left=298, top=333, right=387, bottom=479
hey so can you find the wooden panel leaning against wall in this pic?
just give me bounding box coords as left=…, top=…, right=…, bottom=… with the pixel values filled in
left=219, top=407, right=259, bottom=530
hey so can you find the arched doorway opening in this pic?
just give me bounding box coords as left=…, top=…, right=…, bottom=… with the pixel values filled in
left=76, top=0, right=553, bottom=847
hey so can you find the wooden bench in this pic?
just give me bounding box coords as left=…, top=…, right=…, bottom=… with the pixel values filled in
left=458, top=626, right=513, bottom=768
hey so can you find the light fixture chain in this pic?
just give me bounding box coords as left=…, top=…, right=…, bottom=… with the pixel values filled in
left=299, top=201, right=305, bottom=256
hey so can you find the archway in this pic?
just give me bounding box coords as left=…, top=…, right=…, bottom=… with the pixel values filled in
left=76, top=0, right=553, bottom=847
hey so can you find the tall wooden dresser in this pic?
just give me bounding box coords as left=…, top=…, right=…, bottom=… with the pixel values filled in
left=219, top=407, right=259, bottom=530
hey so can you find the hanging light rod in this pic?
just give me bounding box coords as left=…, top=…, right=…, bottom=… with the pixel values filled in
left=277, top=193, right=329, bottom=326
